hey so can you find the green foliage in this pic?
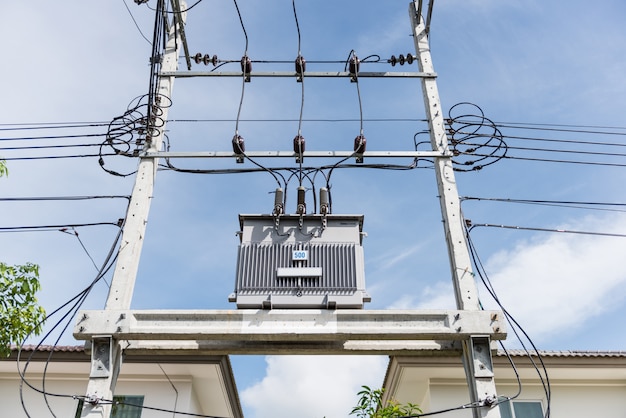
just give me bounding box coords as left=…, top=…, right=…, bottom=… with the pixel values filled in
left=350, top=386, right=422, bottom=418
left=0, top=159, right=7, bottom=177
left=0, top=262, right=46, bottom=357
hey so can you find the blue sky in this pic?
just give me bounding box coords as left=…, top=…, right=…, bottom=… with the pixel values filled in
left=2, top=1, right=626, bottom=417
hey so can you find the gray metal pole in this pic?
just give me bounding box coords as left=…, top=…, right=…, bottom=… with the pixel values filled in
left=78, top=4, right=185, bottom=416
left=408, top=2, right=501, bottom=417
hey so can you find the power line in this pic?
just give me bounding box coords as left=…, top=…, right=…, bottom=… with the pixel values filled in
left=468, top=222, right=626, bottom=238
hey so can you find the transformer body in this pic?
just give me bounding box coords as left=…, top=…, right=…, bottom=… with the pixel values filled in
left=230, top=214, right=370, bottom=309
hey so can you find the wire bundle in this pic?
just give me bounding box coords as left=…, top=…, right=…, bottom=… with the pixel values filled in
left=446, top=102, right=508, bottom=171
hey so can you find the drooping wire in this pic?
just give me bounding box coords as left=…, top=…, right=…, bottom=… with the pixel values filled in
left=465, top=228, right=552, bottom=417
left=226, top=0, right=284, bottom=190
left=146, top=0, right=206, bottom=14
left=121, top=0, right=151, bottom=45
left=461, top=196, right=626, bottom=214
left=17, top=226, right=123, bottom=417
left=318, top=50, right=370, bottom=207
left=293, top=0, right=305, bottom=186
left=233, top=0, right=249, bottom=137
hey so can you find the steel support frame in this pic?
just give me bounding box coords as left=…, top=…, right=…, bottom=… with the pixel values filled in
left=409, top=2, right=501, bottom=417
left=78, top=5, right=185, bottom=417
left=74, top=3, right=505, bottom=417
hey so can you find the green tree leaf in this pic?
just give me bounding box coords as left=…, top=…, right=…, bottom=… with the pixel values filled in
left=350, top=385, right=422, bottom=418
left=0, top=262, right=46, bottom=357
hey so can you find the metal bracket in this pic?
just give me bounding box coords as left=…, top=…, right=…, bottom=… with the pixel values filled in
left=469, top=335, right=494, bottom=378
left=90, top=336, right=113, bottom=378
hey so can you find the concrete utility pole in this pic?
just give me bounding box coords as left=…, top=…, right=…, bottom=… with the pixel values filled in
left=74, top=2, right=504, bottom=417
left=77, top=4, right=185, bottom=417
left=409, top=2, right=502, bottom=416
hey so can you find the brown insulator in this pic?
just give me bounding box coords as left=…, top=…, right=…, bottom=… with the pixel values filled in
left=349, top=55, right=360, bottom=75
left=295, top=55, right=306, bottom=75
left=354, top=134, right=366, bottom=153
left=354, top=134, right=366, bottom=164
left=241, top=56, right=252, bottom=73
left=232, top=134, right=245, bottom=163
left=293, top=135, right=305, bottom=163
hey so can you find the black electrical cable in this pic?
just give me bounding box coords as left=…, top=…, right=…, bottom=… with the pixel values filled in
left=146, top=0, right=205, bottom=13
left=469, top=222, right=626, bottom=238
left=121, top=0, right=152, bottom=45
left=1, top=153, right=118, bottom=162
left=166, top=118, right=427, bottom=123
left=0, top=195, right=130, bottom=202
left=292, top=0, right=305, bottom=186
left=0, top=122, right=110, bottom=131
left=225, top=0, right=284, bottom=190
left=462, top=151, right=626, bottom=168
left=451, top=136, right=626, bottom=159
left=460, top=197, right=626, bottom=213
left=0, top=133, right=106, bottom=141
left=0, top=143, right=102, bottom=152
left=491, top=122, right=626, bottom=136
left=233, top=0, right=249, bottom=137
left=17, top=226, right=123, bottom=416
left=466, top=230, right=553, bottom=417
left=465, top=130, right=626, bottom=148
left=0, top=222, right=122, bottom=233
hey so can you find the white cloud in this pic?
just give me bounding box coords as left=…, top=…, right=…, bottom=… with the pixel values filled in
left=240, top=355, right=387, bottom=418
left=396, top=213, right=626, bottom=346
left=480, top=214, right=626, bottom=338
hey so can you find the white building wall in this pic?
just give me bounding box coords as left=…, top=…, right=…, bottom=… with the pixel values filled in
left=0, top=372, right=197, bottom=417
left=427, top=379, right=626, bottom=418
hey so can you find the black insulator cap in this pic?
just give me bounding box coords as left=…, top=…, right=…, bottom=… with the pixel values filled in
left=202, top=54, right=212, bottom=65
left=295, top=56, right=306, bottom=75
left=399, top=54, right=405, bottom=65
left=406, top=53, right=414, bottom=65
left=193, top=52, right=203, bottom=64
left=390, top=55, right=397, bottom=66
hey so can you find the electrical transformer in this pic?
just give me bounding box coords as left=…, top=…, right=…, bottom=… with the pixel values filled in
left=229, top=214, right=370, bottom=309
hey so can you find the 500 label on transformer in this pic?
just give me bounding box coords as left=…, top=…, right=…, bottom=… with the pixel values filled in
left=292, top=250, right=309, bottom=261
